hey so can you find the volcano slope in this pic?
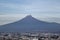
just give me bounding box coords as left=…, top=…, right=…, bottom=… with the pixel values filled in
left=0, top=15, right=60, bottom=33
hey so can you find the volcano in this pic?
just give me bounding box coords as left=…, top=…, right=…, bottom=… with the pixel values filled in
left=0, top=15, right=60, bottom=33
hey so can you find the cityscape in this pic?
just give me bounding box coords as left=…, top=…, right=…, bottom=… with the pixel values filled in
left=0, top=32, right=60, bottom=40
left=0, top=0, right=60, bottom=40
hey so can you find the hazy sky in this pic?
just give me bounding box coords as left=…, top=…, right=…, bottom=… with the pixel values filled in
left=0, top=0, right=60, bottom=25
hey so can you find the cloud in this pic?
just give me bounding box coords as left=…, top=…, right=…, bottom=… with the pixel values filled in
left=0, top=0, right=60, bottom=25
left=0, top=14, right=27, bottom=25
left=37, top=17, right=60, bottom=23
left=0, top=0, right=60, bottom=14
left=0, top=14, right=60, bottom=25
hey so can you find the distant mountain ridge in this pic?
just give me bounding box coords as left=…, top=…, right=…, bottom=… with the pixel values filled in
left=0, top=15, right=60, bottom=33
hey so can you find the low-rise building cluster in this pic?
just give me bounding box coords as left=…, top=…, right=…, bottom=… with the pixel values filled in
left=0, top=32, right=60, bottom=40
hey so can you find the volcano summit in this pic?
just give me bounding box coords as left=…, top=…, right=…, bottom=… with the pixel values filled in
left=0, top=15, right=60, bottom=33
